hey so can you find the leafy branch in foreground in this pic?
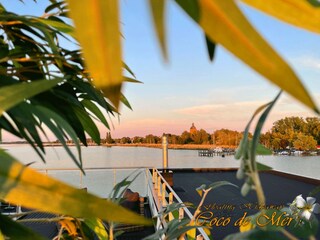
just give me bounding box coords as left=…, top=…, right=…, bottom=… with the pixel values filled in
left=231, top=92, right=320, bottom=239
left=66, top=0, right=319, bottom=112
left=235, top=92, right=281, bottom=204
left=0, top=2, right=137, bottom=168
left=145, top=181, right=237, bottom=240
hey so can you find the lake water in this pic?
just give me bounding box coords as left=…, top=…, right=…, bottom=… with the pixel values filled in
left=2, top=144, right=319, bottom=197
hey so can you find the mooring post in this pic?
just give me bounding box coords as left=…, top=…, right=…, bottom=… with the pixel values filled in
left=162, top=135, right=168, bottom=170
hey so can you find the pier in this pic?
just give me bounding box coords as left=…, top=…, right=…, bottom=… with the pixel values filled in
left=198, top=149, right=235, bottom=157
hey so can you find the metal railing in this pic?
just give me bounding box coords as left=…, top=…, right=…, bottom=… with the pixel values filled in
left=37, top=167, right=150, bottom=198
left=146, top=168, right=210, bottom=240
left=35, top=166, right=210, bottom=239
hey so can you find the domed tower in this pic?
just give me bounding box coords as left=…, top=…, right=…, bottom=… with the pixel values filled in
left=190, top=123, right=197, bottom=135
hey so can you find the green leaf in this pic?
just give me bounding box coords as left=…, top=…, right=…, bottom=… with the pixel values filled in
left=286, top=216, right=318, bottom=239
left=149, top=0, right=167, bottom=60
left=196, top=184, right=206, bottom=197
left=256, top=162, right=272, bottom=171
left=207, top=181, right=238, bottom=190
left=309, top=185, right=320, bottom=197
left=242, top=0, right=320, bottom=33
left=175, top=0, right=318, bottom=112
left=224, top=229, right=286, bottom=240
left=36, top=18, right=75, bottom=37
left=123, top=76, right=143, bottom=84
left=205, top=34, right=216, bottom=61
left=66, top=0, right=123, bottom=109
left=123, top=62, right=136, bottom=78
left=81, top=99, right=109, bottom=129
left=251, top=92, right=281, bottom=170
left=255, top=143, right=272, bottom=155
left=120, top=93, right=132, bottom=110
left=83, top=218, right=108, bottom=240
left=32, top=106, right=83, bottom=170
left=0, top=213, right=45, bottom=240
left=0, top=149, right=151, bottom=226
left=307, top=0, right=320, bottom=7
left=0, top=79, right=62, bottom=116
left=73, top=106, right=101, bottom=144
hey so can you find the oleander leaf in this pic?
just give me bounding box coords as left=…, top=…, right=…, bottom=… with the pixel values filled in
left=0, top=214, right=44, bottom=240
left=175, top=0, right=318, bottom=112
left=205, top=34, right=216, bottom=61
left=66, top=0, right=123, bottom=109
left=0, top=149, right=151, bottom=226
left=36, top=18, right=75, bottom=37
left=251, top=92, right=281, bottom=170
left=81, top=99, right=109, bottom=129
left=0, top=79, right=62, bottom=116
left=242, top=0, right=320, bottom=33
left=149, top=0, right=168, bottom=60
left=83, top=218, right=108, bottom=240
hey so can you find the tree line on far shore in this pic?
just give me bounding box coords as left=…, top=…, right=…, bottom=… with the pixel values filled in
left=106, top=128, right=245, bottom=146
left=104, top=117, right=320, bottom=151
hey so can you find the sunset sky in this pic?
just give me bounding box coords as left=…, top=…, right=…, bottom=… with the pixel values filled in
left=3, top=0, right=320, bottom=141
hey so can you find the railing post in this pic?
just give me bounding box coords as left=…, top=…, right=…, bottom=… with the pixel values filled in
left=169, top=192, right=173, bottom=204
left=152, top=168, right=156, bottom=183
left=162, top=183, right=166, bottom=206
left=162, top=135, right=168, bottom=170
left=157, top=176, right=161, bottom=197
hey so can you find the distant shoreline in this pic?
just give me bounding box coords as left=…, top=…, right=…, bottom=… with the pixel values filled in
left=103, top=143, right=237, bottom=150
left=0, top=142, right=237, bottom=150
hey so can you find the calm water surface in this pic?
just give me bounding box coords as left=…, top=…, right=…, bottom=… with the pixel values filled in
left=2, top=144, right=319, bottom=197
left=2, top=144, right=319, bottom=179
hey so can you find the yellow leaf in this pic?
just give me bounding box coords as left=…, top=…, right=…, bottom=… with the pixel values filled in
left=176, top=0, right=318, bottom=112
left=0, top=149, right=151, bottom=226
left=66, top=0, right=123, bottom=109
left=149, top=0, right=168, bottom=60
left=0, top=230, right=4, bottom=240
left=239, top=219, right=255, bottom=232
left=59, top=219, right=78, bottom=236
left=83, top=218, right=109, bottom=240
left=242, top=0, right=320, bottom=34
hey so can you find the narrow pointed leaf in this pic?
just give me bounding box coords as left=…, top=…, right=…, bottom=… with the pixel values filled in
left=0, top=79, right=62, bottom=116
left=242, top=0, right=320, bottom=33
left=149, top=0, right=168, bottom=60
left=0, top=149, right=151, bottom=226
left=207, top=181, right=238, bottom=190
left=81, top=99, right=109, bottom=129
left=120, top=93, right=132, bottom=110
left=205, top=34, right=216, bottom=61
left=0, top=214, right=45, bottom=240
left=73, top=106, right=101, bottom=144
left=123, top=76, right=142, bottom=84
left=66, top=0, right=123, bottom=109
left=123, top=62, right=136, bottom=78
left=196, top=184, right=206, bottom=197
left=256, top=162, right=272, bottom=171
left=36, top=18, right=75, bottom=37
left=175, top=0, right=318, bottom=112
left=251, top=92, right=281, bottom=170
left=83, top=218, right=109, bottom=240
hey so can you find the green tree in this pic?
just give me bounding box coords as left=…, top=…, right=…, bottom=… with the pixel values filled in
left=180, top=131, right=192, bottom=144
left=305, top=117, right=320, bottom=144
left=192, top=129, right=209, bottom=144
left=293, top=133, right=317, bottom=151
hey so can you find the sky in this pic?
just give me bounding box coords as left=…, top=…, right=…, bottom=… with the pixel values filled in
left=2, top=0, right=320, bottom=141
